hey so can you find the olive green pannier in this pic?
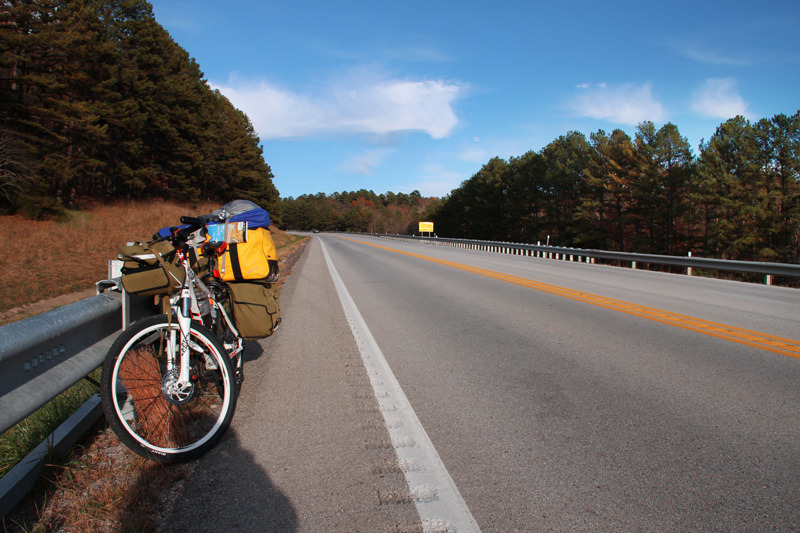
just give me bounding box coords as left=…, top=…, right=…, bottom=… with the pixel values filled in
left=118, top=240, right=185, bottom=296
left=227, top=281, right=281, bottom=339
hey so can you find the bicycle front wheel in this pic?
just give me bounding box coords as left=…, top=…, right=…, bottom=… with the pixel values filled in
left=101, top=314, right=237, bottom=463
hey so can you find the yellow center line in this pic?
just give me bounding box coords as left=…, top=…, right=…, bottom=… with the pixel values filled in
left=338, top=236, right=800, bottom=360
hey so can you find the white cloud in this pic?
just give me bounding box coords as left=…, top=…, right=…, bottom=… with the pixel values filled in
left=213, top=73, right=465, bottom=141
left=568, top=82, right=665, bottom=125
left=691, top=78, right=750, bottom=120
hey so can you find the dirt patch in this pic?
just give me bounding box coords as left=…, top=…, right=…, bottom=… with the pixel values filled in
left=273, top=235, right=308, bottom=288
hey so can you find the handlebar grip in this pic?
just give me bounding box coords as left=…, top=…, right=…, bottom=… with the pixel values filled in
left=180, top=216, right=205, bottom=226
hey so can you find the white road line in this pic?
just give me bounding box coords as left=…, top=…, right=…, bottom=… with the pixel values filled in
left=321, top=240, right=481, bottom=533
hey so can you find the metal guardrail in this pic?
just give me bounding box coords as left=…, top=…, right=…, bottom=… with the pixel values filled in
left=373, top=234, right=800, bottom=282
left=0, top=280, right=156, bottom=518
left=0, top=291, right=123, bottom=436
left=0, top=395, right=104, bottom=518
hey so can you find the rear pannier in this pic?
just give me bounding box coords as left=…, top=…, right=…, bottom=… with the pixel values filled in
left=207, top=200, right=279, bottom=283
left=227, top=281, right=281, bottom=339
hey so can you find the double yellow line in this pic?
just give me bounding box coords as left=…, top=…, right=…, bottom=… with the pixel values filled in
left=340, top=237, right=800, bottom=360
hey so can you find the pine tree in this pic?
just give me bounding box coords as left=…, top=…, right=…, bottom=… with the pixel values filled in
left=540, top=131, right=592, bottom=246
left=0, top=0, right=280, bottom=214
left=695, top=116, right=762, bottom=260
left=752, top=113, right=800, bottom=263
left=634, top=122, right=693, bottom=255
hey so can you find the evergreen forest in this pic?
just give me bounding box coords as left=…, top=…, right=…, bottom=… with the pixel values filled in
left=429, top=116, right=800, bottom=265
left=281, top=189, right=436, bottom=235
left=1, top=0, right=279, bottom=219
left=283, top=114, right=800, bottom=265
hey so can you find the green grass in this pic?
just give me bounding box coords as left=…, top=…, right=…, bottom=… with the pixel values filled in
left=0, top=369, right=101, bottom=478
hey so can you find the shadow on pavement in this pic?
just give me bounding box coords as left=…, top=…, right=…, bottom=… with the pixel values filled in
left=242, top=339, right=265, bottom=363
left=158, top=428, right=297, bottom=532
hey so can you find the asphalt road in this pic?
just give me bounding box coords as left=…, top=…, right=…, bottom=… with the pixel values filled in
left=164, top=234, right=800, bottom=532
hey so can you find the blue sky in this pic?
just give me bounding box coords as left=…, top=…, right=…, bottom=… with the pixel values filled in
left=149, top=0, right=800, bottom=199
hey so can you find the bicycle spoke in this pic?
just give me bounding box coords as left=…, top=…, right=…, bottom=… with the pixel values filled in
left=102, top=316, right=236, bottom=463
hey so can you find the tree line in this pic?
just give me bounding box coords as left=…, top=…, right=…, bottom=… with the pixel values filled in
left=0, top=0, right=279, bottom=219
left=429, top=114, right=800, bottom=265
left=281, top=189, right=436, bottom=234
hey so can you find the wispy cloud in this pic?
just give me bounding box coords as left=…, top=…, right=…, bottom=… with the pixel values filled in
left=669, top=35, right=756, bottom=66
left=317, top=37, right=452, bottom=64
left=338, top=148, right=396, bottom=175
left=213, top=71, right=466, bottom=140
left=404, top=163, right=464, bottom=198
left=382, top=43, right=452, bottom=63
left=568, top=83, right=665, bottom=125
left=691, top=78, right=750, bottom=120
left=457, top=144, right=490, bottom=164
left=678, top=46, right=754, bottom=66
left=669, top=17, right=800, bottom=68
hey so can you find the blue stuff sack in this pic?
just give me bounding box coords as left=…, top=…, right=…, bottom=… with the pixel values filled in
left=154, top=200, right=271, bottom=239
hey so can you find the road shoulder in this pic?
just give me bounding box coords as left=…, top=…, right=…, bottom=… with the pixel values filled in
left=161, top=237, right=420, bottom=532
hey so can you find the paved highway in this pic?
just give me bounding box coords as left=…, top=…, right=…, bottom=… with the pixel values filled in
left=164, top=234, right=800, bottom=532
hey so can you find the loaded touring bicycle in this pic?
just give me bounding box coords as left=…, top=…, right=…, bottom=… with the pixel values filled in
left=100, top=200, right=280, bottom=463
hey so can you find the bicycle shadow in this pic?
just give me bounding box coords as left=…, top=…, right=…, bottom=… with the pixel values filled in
left=156, top=428, right=298, bottom=532
left=242, top=339, right=265, bottom=363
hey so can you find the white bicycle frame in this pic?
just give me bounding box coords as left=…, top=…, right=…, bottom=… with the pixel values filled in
left=166, top=251, right=243, bottom=393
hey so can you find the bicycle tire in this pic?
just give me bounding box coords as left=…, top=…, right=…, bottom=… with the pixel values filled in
left=100, top=314, right=237, bottom=463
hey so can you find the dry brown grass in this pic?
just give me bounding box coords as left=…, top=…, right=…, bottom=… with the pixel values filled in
left=0, top=200, right=306, bottom=323
left=0, top=200, right=219, bottom=314
left=3, top=429, right=192, bottom=533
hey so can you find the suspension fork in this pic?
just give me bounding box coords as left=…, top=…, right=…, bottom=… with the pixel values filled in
left=166, top=253, right=194, bottom=387
left=175, top=285, right=193, bottom=385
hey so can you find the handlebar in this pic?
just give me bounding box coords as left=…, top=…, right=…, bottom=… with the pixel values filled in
left=161, top=216, right=207, bottom=248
